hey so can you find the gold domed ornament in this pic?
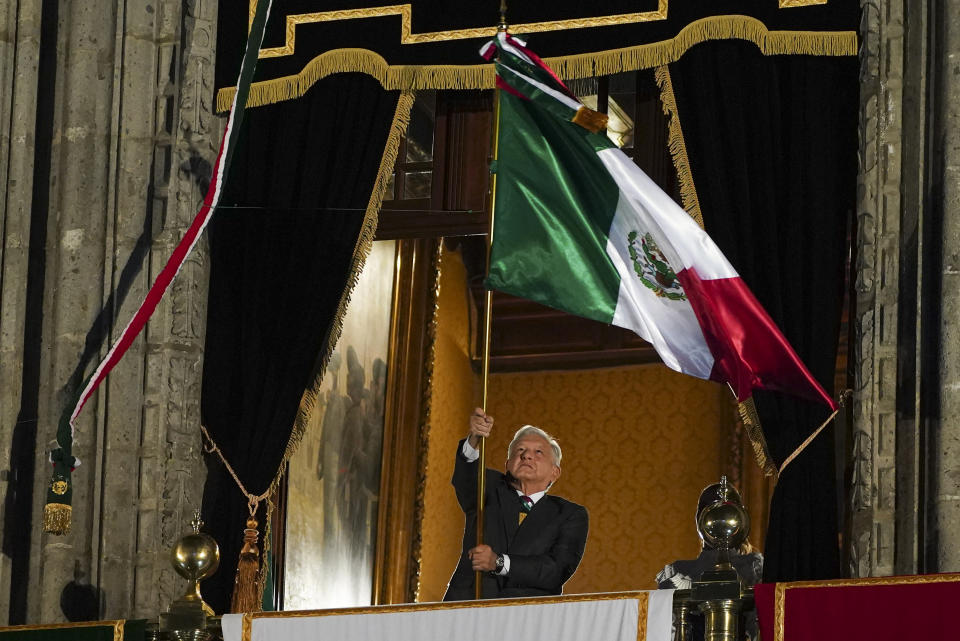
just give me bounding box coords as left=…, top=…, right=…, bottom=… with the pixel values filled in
left=696, top=476, right=751, bottom=559
left=672, top=477, right=756, bottom=641
left=159, top=511, right=221, bottom=641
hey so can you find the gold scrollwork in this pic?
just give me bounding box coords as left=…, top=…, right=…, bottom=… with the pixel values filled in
left=249, top=2, right=669, bottom=59
left=780, top=0, right=829, bottom=7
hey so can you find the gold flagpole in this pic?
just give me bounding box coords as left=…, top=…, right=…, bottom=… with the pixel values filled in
left=476, top=0, right=508, bottom=601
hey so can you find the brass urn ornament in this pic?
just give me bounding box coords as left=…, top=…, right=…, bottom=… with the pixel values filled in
left=159, top=511, right=221, bottom=641
left=697, top=475, right=751, bottom=559
left=672, top=476, right=756, bottom=641
left=171, top=511, right=220, bottom=614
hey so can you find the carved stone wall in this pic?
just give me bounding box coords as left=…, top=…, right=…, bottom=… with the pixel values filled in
left=929, top=0, right=960, bottom=573
left=0, top=0, right=217, bottom=624
left=850, top=0, right=904, bottom=579
left=0, top=0, right=44, bottom=625
left=851, top=0, right=960, bottom=577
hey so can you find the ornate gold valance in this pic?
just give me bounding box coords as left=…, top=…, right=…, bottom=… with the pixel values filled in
left=215, top=1, right=859, bottom=111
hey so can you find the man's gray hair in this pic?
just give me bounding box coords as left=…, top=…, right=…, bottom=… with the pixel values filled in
left=508, top=425, right=562, bottom=466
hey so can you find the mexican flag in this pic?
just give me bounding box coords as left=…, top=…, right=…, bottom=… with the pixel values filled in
left=482, top=33, right=836, bottom=410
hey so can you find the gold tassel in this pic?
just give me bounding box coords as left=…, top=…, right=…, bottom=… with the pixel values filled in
left=230, top=517, right=262, bottom=614
left=571, top=106, right=609, bottom=133
left=43, top=503, right=72, bottom=535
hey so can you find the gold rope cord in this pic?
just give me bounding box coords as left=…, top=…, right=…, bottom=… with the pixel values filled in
left=241, top=591, right=651, bottom=641
left=773, top=573, right=960, bottom=641
left=216, top=16, right=858, bottom=112
left=257, top=494, right=276, bottom=605
left=200, top=90, right=416, bottom=605
left=654, top=64, right=776, bottom=477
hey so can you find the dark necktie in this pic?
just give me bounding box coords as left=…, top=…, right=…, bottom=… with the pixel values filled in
left=519, top=495, right=533, bottom=524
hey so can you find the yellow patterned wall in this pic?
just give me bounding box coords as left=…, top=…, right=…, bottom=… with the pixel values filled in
left=417, top=247, right=742, bottom=599
left=485, top=367, right=730, bottom=594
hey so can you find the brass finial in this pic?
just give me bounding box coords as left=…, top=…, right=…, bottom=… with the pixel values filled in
left=161, top=511, right=221, bottom=632
left=498, top=0, right=508, bottom=32
left=190, top=510, right=203, bottom=534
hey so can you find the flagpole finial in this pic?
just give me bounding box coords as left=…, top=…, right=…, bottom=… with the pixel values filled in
left=498, top=0, right=508, bottom=32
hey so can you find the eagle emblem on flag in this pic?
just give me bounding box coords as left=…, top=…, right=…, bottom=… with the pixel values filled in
left=627, top=230, right=686, bottom=301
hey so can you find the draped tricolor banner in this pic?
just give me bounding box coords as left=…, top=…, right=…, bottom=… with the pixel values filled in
left=483, top=32, right=836, bottom=410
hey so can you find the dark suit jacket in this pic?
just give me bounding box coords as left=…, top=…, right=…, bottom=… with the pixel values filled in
left=443, top=439, right=589, bottom=601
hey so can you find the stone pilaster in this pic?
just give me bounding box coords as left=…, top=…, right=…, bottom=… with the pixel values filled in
left=851, top=0, right=960, bottom=577
left=7, top=0, right=216, bottom=623
left=850, top=0, right=906, bottom=579
left=930, top=0, right=960, bottom=572
left=133, top=0, right=219, bottom=616
left=0, top=0, right=43, bottom=627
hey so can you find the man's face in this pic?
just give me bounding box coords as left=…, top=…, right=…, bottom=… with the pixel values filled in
left=506, top=434, right=560, bottom=491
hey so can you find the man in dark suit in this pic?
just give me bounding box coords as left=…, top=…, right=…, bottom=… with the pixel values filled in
left=443, top=408, right=589, bottom=600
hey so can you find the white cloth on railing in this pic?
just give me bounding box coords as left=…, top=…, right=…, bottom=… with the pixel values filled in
left=222, top=591, right=675, bottom=641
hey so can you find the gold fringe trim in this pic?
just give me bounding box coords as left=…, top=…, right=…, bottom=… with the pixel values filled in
left=653, top=65, right=703, bottom=228
left=780, top=0, right=828, bottom=7
left=197, top=92, right=415, bottom=585
left=216, top=16, right=858, bottom=111
left=261, top=91, right=416, bottom=505
left=217, top=50, right=493, bottom=113
left=257, top=495, right=275, bottom=609
left=42, top=503, right=72, bottom=535
left=737, top=397, right=778, bottom=477
left=655, top=64, right=776, bottom=477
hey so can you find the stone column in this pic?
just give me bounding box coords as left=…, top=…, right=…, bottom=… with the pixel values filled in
left=132, top=0, right=220, bottom=616
left=0, top=0, right=44, bottom=626
left=850, top=0, right=910, bottom=579
left=931, top=0, right=960, bottom=572
left=5, top=0, right=217, bottom=623
left=852, top=0, right=960, bottom=577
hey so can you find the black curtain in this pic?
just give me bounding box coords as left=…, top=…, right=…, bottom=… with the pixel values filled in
left=668, top=41, right=858, bottom=581
left=200, top=73, right=400, bottom=613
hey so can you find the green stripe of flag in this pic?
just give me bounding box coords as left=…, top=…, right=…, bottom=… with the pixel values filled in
left=487, top=91, right=621, bottom=322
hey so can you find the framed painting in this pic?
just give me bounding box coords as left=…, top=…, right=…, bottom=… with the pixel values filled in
left=279, top=237, right=440, bottom=609
left=283, top=239, right=396, bottom=609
